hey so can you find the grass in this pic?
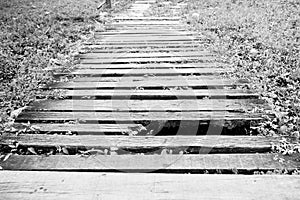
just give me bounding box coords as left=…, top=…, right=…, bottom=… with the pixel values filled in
left=0, top=0, right=132, bottom=130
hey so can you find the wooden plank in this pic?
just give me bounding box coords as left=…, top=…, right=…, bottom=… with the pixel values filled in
left=9, top=123, right=143, bottom=134
left=29, top=99, right=266, bottom=112
left=0, top=134, right=278, bottom=153
left=49, top=80, right=234, bottom=89
left=60, top=89, right=259, bottom=99
left=80, top=57, right=216, bottom=64
left=85, top=40, right=202, bottom=45
left=83, top=42, right=203, bottom=48
left=94, top=36, right=203, bottom=42
left=113, top=17, right=181, bottom=20
left=78, top=51, right=213, bottom=58
left=16, top=111, right=263, bottom=122
left=111, top=21, right=180, bottom=25
left=71, top=75, right=226, bottom=82
left=63, top=68, right=225, bottom=76
left=91, top=37, right=203, bottom=42
left=77, top=63, right=222, bottom=69
left=1, top=172, right=299, bottom=200
left=95, top=30, right=194, bottom=34
left=0, top=154, right=298, bottom=171
left=83, top=47, right=204, bottom=53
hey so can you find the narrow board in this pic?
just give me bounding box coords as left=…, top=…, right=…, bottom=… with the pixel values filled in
left=59, top=89, right=259, bottom=99
left=29, top=99, right=266, bottom=112
left=63, top=68, right=225, bottom=76
left=77, top=63, right=223, bottom=69
left=49, top=80, right=234, bottom=89
left=0, top=134, right=279, bottom=153
left=71, top=75, right=226, bottom=82
left=80, top=57, right=216, bottom=64
left=78, top=51, right=213, bottom=58
left=94, top=36, right=203, bottom=41
left=0, top=172, right=299, bottom=200
left=83, top=47, right=204, bottom=53
left=0, top=154, right=298, bottom=171
left=16, top=111, right=263, bottom=122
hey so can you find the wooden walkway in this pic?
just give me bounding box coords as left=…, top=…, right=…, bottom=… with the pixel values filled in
left=1, top=0, right=300, bottom=199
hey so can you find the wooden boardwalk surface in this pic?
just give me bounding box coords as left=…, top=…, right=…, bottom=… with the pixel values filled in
left=1, top=0, right=300, bottom=199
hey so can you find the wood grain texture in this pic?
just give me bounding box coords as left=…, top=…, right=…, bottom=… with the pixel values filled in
left=60, top=89, right=259, bottom=99
left=78, top=51, right=213, bottom=58
left=29, top=99, right=266, bottom=112
left=16, top=111, right=263, bottom=122
left=77, top=63, right=222, bottom=69
left=0, top=134, right=278, bottom=153
left=1, top=172, right=300, bottom=200
left=67, top=68, right=225, bottom=76
left=80, top=56, right=216, bottom=64
left=49, top=80, right=234, bottom=89
left=0, top=154, right=298, bottom=171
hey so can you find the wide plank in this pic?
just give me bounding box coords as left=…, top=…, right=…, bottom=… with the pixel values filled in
left=113, top=17, right=181, bottom=20
left=60, top=89, right=259, bottom=99
left=83, top=43, right=203, bottom=48
left=111, top=21, right=180, bottom=25
left=16, top=111, right=263, bottom=122
left=0, top=172, right=300, bottom=200
left=29, top=99, right=266, bottom=112
left=0, top=134, right=279, bottom=153
left=0, top=154, right=298, bottom=171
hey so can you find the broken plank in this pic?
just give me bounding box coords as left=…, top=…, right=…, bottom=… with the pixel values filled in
left=0, top=134, right=278, bottom=153
left=10, top=123, right=143, bottom=134
left=1, top=172, right=299, bottom=200
left=0, top=154, right=298, bottom=172
left=29, top=99, right=266, bottom=112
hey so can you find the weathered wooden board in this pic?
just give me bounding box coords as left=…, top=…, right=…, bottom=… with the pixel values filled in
left=71, top=76, right=226, bottom=83
left=77, top=63, right=222, bottom=69
left=94, top=36, right=203, bottom=42
left=9, top=123, right=143, bottom=134
left=49, top=80, right=234, bottom=89
left=1, top=172, right=300, bottom=200
left=29, top=99, right=266, bottom=112
left=85, top=40, right=203, bottom=45
left=0, top=154, right=298, bottom=171
left=0, top=134, right=279, bottom=153
left=113, top=17, right=181, bottom=20
left=83, top=43, right=203, bottom=48
left=78, top=51, right=213, bottom=58
left=111, top=21, right=180, bottom=25
left=80, top=57, right=216, bottom=64
left=64, top=68, right=225, bottom=76
left=84, top=47, right=203, bottom=53
left=60, top=89, right=259, bottom=99
left=16, top=111, right=263, bottom=122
